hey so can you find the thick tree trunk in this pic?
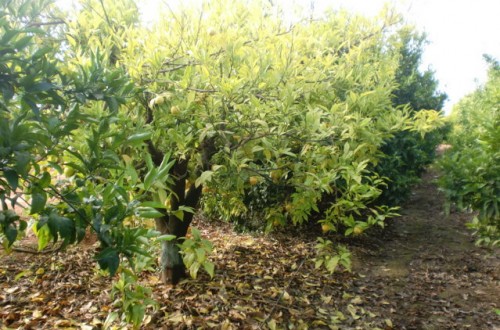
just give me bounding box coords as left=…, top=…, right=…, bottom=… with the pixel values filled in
left=143, top=98, right=216, bottom=285
left=159, top=239, right=185, bottom=284
left=145, top=128, right=215, bottom=285
left=155, top=158, right=203, bottom=285
left=156, top=212, right=189, bottom=284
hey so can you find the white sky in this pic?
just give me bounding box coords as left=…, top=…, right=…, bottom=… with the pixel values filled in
left=60, top=0, right=500, bottom=113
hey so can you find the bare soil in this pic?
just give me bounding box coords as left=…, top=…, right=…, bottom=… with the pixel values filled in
left=1, top=170, right=499, bottom=329
left=351, top=170, right=499, bottom=329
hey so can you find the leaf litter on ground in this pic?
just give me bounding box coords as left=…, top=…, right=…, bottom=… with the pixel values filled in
left=1, top=170, right=499, bottom=329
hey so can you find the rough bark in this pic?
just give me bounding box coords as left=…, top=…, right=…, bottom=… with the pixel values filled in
left=155, top=158, right=203, bottom=285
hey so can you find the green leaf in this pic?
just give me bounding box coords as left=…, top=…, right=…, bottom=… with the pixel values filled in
left=19, top=220, right=27, bottom=231
left=1, top=30, right=19, bottom=44
left=31, top=47, right=52, bottom=60
left=33, top=222, right=51, bottom=251
left=3, top=169, right=18, bottom=190
left=4, top=224, right=17, bottom=246
left=157, top=234, right=177, bottom=241
left=136, top=206, right=164, bottom=218
left=27, top=82, right=55, bottom=93
left=140, top=201, right=166, bottom=209
left=48, top=213, right=75, bottom=244
left=97, top=247, right=120, bottom=276
left=195, top=248, right=206, bottom=262
left=30, top=189, right=47, bottom=214
left=189, top=261, right=200, bottom=279
left=143, top=167, right=158, bottom=191
left=38, top=171, right=51, bottom=188
left=14, top=36, right=32, bottom=50
left=105, top=97, right=119, bottom=112
left=203, top=262, right=215, bottom=278
left=127, top=132, right=152, bottom=144
left=171, top=209, right=184, bottom=221
left=157, top=154, right=174, bottom=180
left=178, top=205, right=195, bottom=214
left=130, top=304, right=145, bottom=327
left=326, top=256, right=340, bottom=273
left=195, top=170, right=214, bottom=188
left=14, top=270, right=33, bottom=281
left=13, top=151, right=30, bottom=175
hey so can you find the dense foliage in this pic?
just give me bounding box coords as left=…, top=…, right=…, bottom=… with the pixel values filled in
left=374, top=28, right=447, bottom=205
left=438, top=57, right=500, bottom=247
left=0, top=2, right=163, bottom=324
left=1, top=0, right=446, bottom=326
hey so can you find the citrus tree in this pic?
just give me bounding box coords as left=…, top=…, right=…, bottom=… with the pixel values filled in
left=374, top=27, right=447, bottom=206
left=0, top=1, right=165, bottom=324
left=2, top=0, right=444, bottom=294
left=438, top=56, right=499, bottom=246
left=0, top=0, right=133, bottom=250
left=59, top=0, right=443, bottom=284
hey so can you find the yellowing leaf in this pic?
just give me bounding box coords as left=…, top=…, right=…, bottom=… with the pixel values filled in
left=267, top=319, right=277, bottom=330
left=350, top=296, right=363, bottom=305
left=312, top=320, right=328, bottom=326
left=320, top=295, right=332, bottom=304
left=167, top=311, right=185, bottom=324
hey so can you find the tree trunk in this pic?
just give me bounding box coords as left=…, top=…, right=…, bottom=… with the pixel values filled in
left=155, top=158, right=203, bottom=285
left=156, top=211, right=189, bottom=285
left=159, top=238, right=185, bottom=284
left=143, top=97, right=216, bottom=285
left=148, top=134, right=215, bottom=285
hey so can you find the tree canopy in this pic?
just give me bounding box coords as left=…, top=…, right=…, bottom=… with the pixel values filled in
left=438, top=56, right=499, bottom=247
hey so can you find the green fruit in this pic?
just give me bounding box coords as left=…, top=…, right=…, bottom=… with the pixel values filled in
left=207, top=27, right=216, bottom=36
left=170, top=106, right=181, bottom=115
left=270, top=170, right=281, bottom=182
left=353, top=226, right=364, bottom=236
left=63, top=167, right=75, bottom=177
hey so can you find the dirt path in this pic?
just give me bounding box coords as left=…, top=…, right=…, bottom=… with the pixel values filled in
left=352, top=170, right=500, bottom=329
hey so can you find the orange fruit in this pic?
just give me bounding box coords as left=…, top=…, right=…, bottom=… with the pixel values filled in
left=249, top=176, right=259, bottom=186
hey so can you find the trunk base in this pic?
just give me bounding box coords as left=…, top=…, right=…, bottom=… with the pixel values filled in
left=161, top=265, right=187, bottom=285
left=160, top=240, right=186, bottom=285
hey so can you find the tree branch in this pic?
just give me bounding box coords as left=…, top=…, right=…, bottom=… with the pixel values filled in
left=27, top=20, right=65, bottom=27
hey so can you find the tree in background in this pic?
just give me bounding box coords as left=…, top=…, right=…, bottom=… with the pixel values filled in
left=375, top=28, right=448, bottom=205
left=438, top=56, right=499, bottom=246
left=392, top=29, right=447, bottom=111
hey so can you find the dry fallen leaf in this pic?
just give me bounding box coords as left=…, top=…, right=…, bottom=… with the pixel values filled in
left=321, top=294, right=332, bottom=304
left=350, top=296, right=363, bottom=305
left=282, top=290, right=291, bottom=301
left=5, top=286, right=19, bottom=294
